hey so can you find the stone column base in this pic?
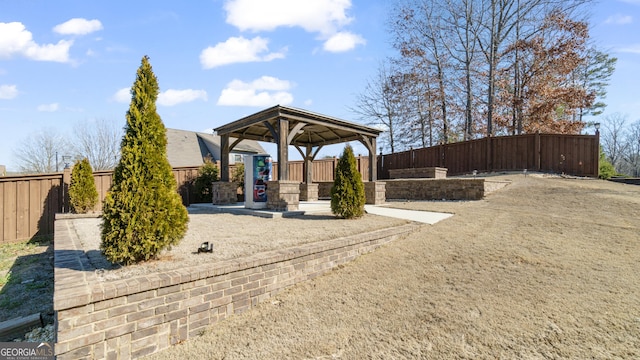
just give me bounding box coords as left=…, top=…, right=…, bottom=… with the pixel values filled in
left=364, top=181, right=386, bottom=205
left=266, top=181, right=300, bottom=211
left=299, top=183, right=319, bottom=202
left=212, top=182, right=238, bottom=205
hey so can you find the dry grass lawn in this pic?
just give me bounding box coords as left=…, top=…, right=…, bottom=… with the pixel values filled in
left=147, top=174, right=640, bottom=359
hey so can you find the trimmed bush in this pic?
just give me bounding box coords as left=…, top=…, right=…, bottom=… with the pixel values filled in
left=194, top=158, right=219, bottom=202
left=599, top=147, right=616, bottom=180
left=69, top=158, right=98, bottom=213
left=101, top=56, right=189, bottom=265
left=232, top=163, right=245, bottom=199
left=331, top=145, right=365, bottom=219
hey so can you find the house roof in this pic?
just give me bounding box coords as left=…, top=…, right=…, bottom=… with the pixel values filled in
left=166, top=128, right=265, bottom=168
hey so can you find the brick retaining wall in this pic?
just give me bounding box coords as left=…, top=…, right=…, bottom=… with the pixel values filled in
left=54, top=215, right=418, bottom=359
left=317, top=179, right=509, bottom=200
left=388, top=167, right=447, bottom=179
left=383, top=179, right=510, bottom=200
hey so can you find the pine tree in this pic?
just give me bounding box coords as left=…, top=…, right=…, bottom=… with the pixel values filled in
left=69, top=158, right=98, bottom=213
left=101, top=56, right=189, bottom=265
left=331, top=145, right=365, bottom=219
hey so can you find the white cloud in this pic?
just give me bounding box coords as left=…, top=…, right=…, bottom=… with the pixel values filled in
left=217, top=76, right=294, bottom=107
left=112, top=88, right=131, bottom=103
left=0, top=22, right=72, bottom=62
left=0, top=84, right=18, bottom=99
left=617, top=44, right=640, bottom=53
left=224, top=0, right=353, bottom=35
left=158, top=89, right=208, bottom=106
left=604, top=14, right=633, bottom=24
left=112, top=87, right=208, bottom=106
left=304, top=99, right=313, bottom=106
left=323, top=31, right=366, bottom=52
left=37, top=103, right=59, bottom=112
left=53, top=18, right=103, bottom=35
left=223, top=0, right=365, bottom=52
left=200, top=36, right=285, bottom=68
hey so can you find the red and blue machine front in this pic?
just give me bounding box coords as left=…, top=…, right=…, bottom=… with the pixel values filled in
left=252, top=155, right=272, bottom=202
left=244, top=154, right=272, bottom=209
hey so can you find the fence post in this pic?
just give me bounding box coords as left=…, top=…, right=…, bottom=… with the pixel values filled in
left=62, top=167, right=71, bottom=213
left=535, top=132, right=541, bottom=172
left=485, top=136, right=492, bottom=172
left=594, top=130, right=600, bottom=178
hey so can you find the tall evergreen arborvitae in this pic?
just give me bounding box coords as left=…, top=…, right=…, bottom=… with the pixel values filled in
left=101, top=56, right=188, bottom=265
left=69, top=158, right=98, bottom=213
left=331, top=145, right=365, bottom=219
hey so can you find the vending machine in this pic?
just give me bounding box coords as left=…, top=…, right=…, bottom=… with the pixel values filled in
left=244, top=154, right=272, bottom=209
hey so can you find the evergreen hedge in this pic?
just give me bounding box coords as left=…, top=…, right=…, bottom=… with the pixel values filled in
left=194, top=158, right=219, bottom=202
left=599, top=146, right=616, bottom=180
left=101, top=56, right=189, bottom=265
left=331, top=145, right=365, bottom=219
left=69, top=158, right=98, bottom=213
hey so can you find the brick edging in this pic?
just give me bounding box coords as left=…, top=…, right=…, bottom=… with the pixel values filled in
left=54, top=218, right=420, bottom=359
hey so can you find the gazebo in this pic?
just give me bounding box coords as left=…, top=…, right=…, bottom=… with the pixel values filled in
left=212, top=105, right=385, bottom=210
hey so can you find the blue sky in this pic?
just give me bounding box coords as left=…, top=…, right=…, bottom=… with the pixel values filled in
left=0, top=0, right=639, bottom=171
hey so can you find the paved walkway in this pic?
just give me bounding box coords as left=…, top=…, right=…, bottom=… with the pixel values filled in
left=189, top=201, right=452, bottom=225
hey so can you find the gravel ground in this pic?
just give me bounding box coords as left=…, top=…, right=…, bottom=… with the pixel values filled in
left=146, top=174, right=640, bottom=359
left=73, top=210, right=409, bottom=281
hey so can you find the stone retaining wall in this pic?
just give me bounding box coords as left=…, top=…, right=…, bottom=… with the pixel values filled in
left=388, top=167, right=448, bottom=179
left=54, top=215, right=418, bottom=359
left=383, top=179, right=510, bottom=200
left=317, top=179, right=509, bottom=200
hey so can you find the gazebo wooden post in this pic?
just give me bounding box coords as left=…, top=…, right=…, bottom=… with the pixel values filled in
left=277, top=118, right=289, bottom=181
left=211, top=133, right=237, bottom=204
left=220, top=134, right=230, bottom=182
left=299, top=144, right=319, bottom=201
left=360, top=135, right=385, bottom=205
left=368, top=136, right=377, bottom=182
left=304, top=144, right=313, bottom=184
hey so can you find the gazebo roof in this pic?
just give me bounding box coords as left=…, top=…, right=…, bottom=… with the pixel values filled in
left=214, top=105, right=382, bottom=147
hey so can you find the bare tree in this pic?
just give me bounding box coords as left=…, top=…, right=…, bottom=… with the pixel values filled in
left=620, top=120, right=640, bottom=177
left=601, top=113, right=628, bottom=170
left=352, top=63, right=404, bottom=153
left=391, top=0, right=453, bottom=143
left=72, top=118, right=122, bottom=170
left=13, top=129, right=72, bottom=174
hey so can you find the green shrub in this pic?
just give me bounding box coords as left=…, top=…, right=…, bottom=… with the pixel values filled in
left=599, top=147, right=616, bottom=180
left=331, top=145, right=365, bottom=219
left=232, top=163, right=245, bottom=197
left=194, top=158, right=219, bottom=202
left=101, top=56, right=189, bottom=265
left=69, top=158, right=99, bottom=213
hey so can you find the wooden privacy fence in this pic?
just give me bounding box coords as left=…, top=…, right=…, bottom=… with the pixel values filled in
left=0, top=167, right=201, bottom=244
left=378, top=133, right=599, bottom=179
left=0, top=157, right=374, bottom=244
left=272, top=156, right=370, bottom=182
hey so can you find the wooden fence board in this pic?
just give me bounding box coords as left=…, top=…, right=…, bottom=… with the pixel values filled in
left=0, top=183, right=4, bottom=242
left=3, top=181, right=16, bottom=242
left=28, top=180, right=41, bottom=239
left=378, top=134, right=598, bottom=178
left=16, top=181, right=29, bottom=240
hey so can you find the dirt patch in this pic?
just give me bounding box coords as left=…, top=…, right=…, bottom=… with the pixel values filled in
left=146, top=175, right=640, bottom=359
